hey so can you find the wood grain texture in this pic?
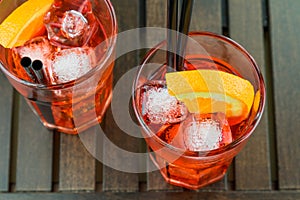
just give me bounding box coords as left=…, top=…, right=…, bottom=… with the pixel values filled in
left=146, top=0, right=223, bottom=34
left=200, top=177, right=228, bottom=191
left=0, top=0, right=299, bottom=197
left=0, top=73, right=13, bottom=191
left=102, top=0, right=141, bottom=192
left=146, top=0, right=167, bottom=28
left=192, top=0, right=226, bottom=191
left=59, top=133, right=95, bottom=191
left=145, top=0, right=166, bottom=48
left=146, top=157, right=182, bottom=191
left=15, top=97, right=52, bottom=191
left=228, top=0, right=271, bottom=190
left=269, top=0, right=300, bottom=189
left=190, top=0, right=222, bottom=34
left=0, top=191, right=299, bottom=200
left=144, top=0, right=183, bottom=191
left=145, top=0, right=226, bottom=191
left=102, top=105, right=140, bottom=192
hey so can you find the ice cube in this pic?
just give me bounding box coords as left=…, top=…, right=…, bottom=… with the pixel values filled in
left=61, top=10, right=89, bottom=39
left=11, top=36, right=54, bottom=82
left=180, top=113, right=232, bottom=151
left=13, top=36, right=54, bottom=67
left=50, top=47, right=92, bottom=84
left=44, top=0, right=97, bottom=47
left=140, top=81, right=188, bottom=124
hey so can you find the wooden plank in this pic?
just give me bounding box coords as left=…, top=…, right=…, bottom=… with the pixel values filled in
left=191, top=0, right=226, bottom=191
left=228, top=0, right=271, bottom=190
left=59, top=132, right=95, bottom=191
left=145, top=0, right=167, bottom=56
left=147, top=170, right=180, bottom=191
left=146, top=0, right=223, bottom=33
left=146, top=157, right=182, bottom=191
left=145, top=0, right=183, bottom=191
left=269, top=0, right=300, bottom=189
left=200, top=176, right=227, bottom=191
left=190, top=0, right=223, bottom=34
left=0, top=191, right=300, bottom=200
left=102, top=105, right=140, bottom=192
left=102, top=0, right=141, bottom=192
left=0, top=73, right=13, bottom=191
left=15, top=97, right=52, bottom=191
left=145, top=0, right=226, bottom=191
left=146, top=0, right=167, bottom=28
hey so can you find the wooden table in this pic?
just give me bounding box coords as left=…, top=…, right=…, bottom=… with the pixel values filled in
left=0, top=0, right=299, bottom=199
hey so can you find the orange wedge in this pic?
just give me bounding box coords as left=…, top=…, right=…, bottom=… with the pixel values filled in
left=0, top=0, right=53, bottom=48
left=165, top=70, right=255, bottom=125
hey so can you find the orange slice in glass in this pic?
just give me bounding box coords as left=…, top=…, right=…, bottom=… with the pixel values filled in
left=165, top=69, right=255, bottom=125
left=0, top=0, right=53, bottom=48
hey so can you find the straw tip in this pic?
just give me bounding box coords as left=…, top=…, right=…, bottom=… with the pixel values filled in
left=20, top=57, right=32, bottom=68
left=32, top=60, right=43, bottom=71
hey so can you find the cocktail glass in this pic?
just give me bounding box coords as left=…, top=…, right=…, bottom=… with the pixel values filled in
left=0, top=0, right=117, bottom=134
left=132, top=32, right=265, bottom=189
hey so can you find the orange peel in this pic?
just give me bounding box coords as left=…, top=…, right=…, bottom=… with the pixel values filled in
left=166, top=69, right=255, bottom=125
left=0, top=0, right=53, bottom=48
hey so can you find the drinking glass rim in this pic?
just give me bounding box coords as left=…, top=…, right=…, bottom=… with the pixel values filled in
left=132, top=31, right=266, bottom=158
left=0, top=0, right=118, bottom=90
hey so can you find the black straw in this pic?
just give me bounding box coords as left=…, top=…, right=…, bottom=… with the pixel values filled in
left=166, top=0, right=178, bottom=71
left=20, top=57, right=48, bottom=84
left=176, top=0, right=194, bottom=71
left=32, top=60, right=43, bottom=71
left=20, top=57, right=36, bottom=81
left=32, top=60, right=47, bottom=84
left=20, top=57, right=31, bottom=68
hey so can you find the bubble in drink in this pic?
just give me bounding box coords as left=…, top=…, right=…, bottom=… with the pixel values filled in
left=140, top=81, right=188, bottom=124
left=50, top=47, right=93, bottom=84
left=44, top=0, right=98, bottom=47
left=181, top=113, right=232, bottom=151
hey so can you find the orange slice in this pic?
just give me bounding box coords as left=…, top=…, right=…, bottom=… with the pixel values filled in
left=165, top=70, right=255, bottom=125
left=0, top=0, right=53, bottom=48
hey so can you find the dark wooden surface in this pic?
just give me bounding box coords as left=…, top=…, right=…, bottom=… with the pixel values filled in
left=102, top=0, right=141, bottom=193
left=0, top=0, right=299, bottom=199
left=15, top=97, right=53, bottom=191
left=228, top=0, right=271, bottom=190
left=269, top=0, right=300, bottom=190
left=0, top=72, right=12, bottom=192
